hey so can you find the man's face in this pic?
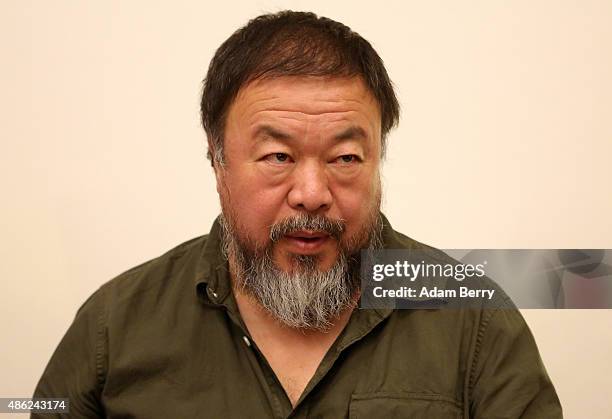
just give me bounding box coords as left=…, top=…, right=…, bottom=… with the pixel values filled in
left=212, top=76, right=384, bottom=329
left=215, top=76, right=383, bottom=271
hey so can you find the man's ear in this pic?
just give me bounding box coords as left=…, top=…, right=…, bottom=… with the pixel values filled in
left=206, top=138, right=216, bottom=167
left=207, top=139, right=224, bottom=194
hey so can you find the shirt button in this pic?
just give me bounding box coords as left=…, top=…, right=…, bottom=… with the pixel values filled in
left=242, top=336, right=251, bottom=347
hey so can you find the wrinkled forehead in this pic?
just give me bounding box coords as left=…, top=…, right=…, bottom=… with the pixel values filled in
left=226, top=75, right=382, bottom=135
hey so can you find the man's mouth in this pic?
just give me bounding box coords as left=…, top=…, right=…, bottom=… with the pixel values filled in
left=284, top=230, right=331, bottom=253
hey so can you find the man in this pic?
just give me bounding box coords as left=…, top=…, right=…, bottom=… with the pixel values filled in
left=33, top=11, right=562, bottom=418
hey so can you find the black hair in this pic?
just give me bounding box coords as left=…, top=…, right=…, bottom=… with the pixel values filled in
left=201, top=10, right=400, bottom=163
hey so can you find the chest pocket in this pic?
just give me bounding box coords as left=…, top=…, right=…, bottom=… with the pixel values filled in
left=349, top=392, right=463, bottom=419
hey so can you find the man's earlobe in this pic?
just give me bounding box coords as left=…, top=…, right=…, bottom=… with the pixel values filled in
left=207, top=140, right=218, bottom=170
left=206, top=149, right=215, bottom=168
left=207, top=143, right=224, bottom=194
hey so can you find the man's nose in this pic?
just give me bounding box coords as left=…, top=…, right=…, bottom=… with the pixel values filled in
left=287, top=161, right=333, bottom=212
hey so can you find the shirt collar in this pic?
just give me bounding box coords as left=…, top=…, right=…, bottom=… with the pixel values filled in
left=194, top=215, right=232, bottom=305
left=376, top=212, right=451, bottom=307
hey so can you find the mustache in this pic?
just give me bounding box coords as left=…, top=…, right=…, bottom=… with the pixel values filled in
left=269, top=214, right=346, bottom=242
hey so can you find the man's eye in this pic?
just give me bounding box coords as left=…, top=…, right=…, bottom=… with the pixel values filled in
left=265, top=153, right=292, bottom=164
left=336, top=154, right=360, bottom=164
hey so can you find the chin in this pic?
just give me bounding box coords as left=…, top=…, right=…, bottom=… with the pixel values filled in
left=278, top=250, right=340, bottom=273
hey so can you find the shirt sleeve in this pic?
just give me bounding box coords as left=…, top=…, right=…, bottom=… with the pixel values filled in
left=31, top=286, right=107, bottom=418
left=469, top=301, right=563, bottom=418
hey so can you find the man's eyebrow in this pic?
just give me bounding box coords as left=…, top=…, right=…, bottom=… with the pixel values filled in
left=253, top=125, right=293, bottom=141
left=252, top=124, right=368, bottom=142
left=334, top=125, right=368, bottom=141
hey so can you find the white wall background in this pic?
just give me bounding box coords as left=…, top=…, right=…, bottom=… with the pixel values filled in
left=1, top=1, right=611, bottom=417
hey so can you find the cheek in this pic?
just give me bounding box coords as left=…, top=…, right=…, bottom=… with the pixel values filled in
left=331, top=172, right=381, bottom=232
left=222, top=172, right=289, bottom=240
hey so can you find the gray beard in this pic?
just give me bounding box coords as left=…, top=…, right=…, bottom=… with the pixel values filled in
left=219, top=212, right=383, bottom=331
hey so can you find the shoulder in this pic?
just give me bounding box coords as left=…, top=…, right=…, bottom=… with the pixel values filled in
left=78, top=234, right=210, bottom=318
left=385, top=222, right=531, bottom=359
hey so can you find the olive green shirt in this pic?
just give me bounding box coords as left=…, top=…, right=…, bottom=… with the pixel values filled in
left=33, top=215, right=562, bottom=418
